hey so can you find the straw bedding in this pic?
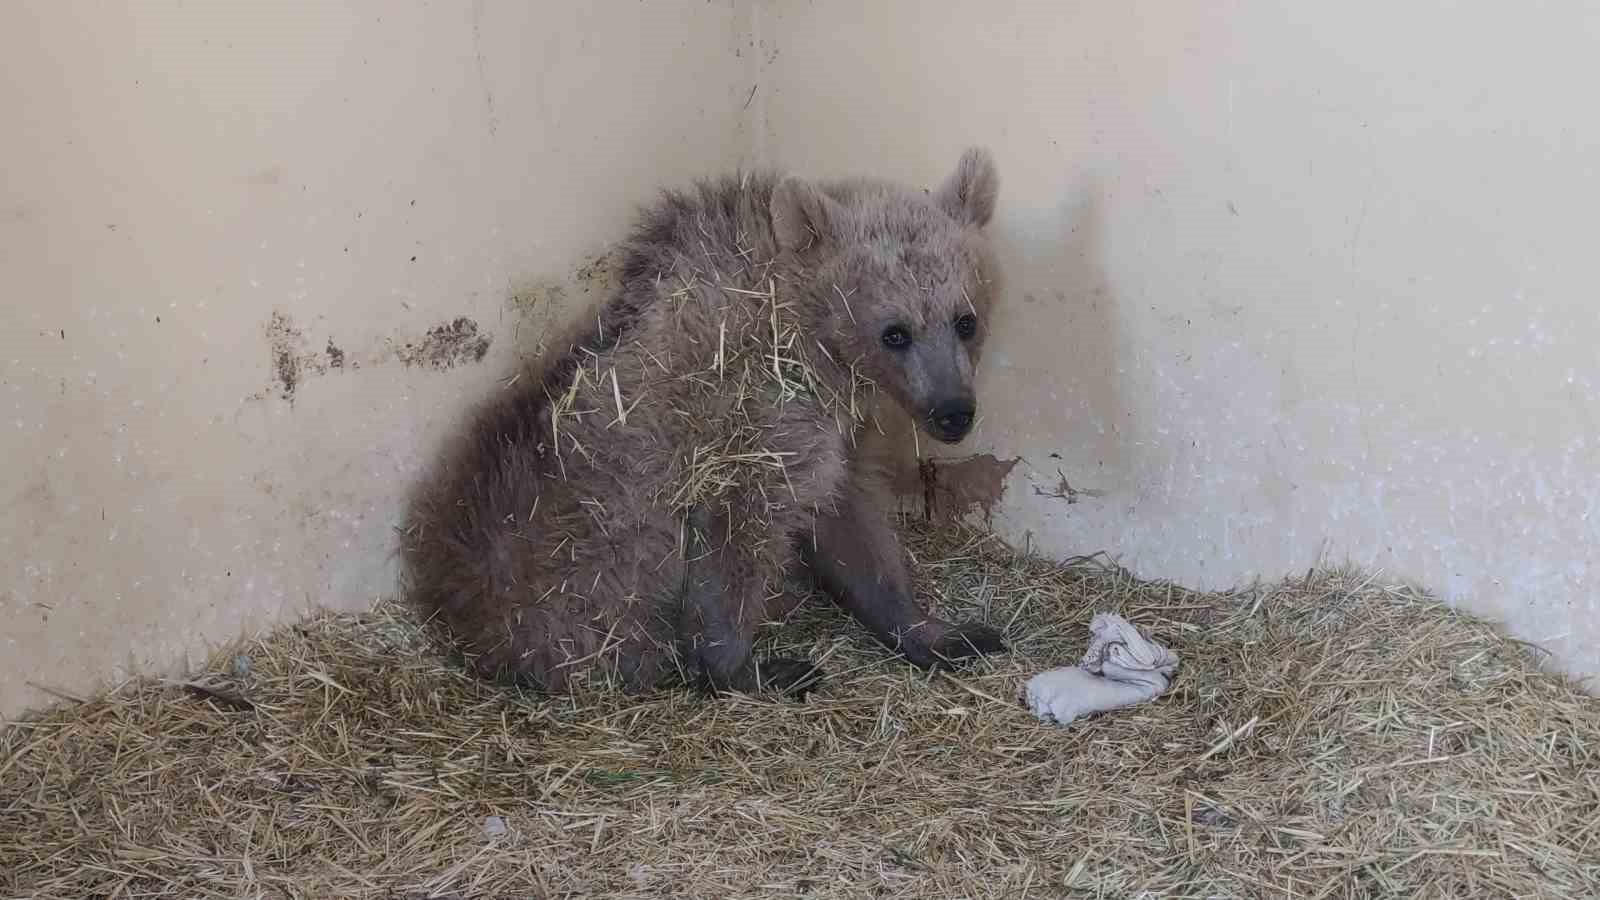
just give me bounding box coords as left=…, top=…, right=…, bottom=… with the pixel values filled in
left=3, top=518, right=1597, bottom=899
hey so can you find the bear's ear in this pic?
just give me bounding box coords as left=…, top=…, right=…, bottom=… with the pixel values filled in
left=934, top=146, right=999, bottom=229
left=771, top=175, right=842, bottom=254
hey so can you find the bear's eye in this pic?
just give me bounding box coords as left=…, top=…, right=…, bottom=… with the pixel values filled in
left=881, top=325, right=911, bottom=349
left=955, top=313, right=978, bottom=340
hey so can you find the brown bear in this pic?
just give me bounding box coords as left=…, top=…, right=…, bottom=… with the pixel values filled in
left=401, top=147, right=1007, bottom=697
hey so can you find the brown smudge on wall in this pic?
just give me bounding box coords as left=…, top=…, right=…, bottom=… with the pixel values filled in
left=571, top=251, right=617, bottom=293
left=258, top=254, right=618, bottom=400
left=393, top=317, right=491, bottom=370
left=507, top=251, right=617, bottom=318
left=264, top=311, right=307, bottom=400
left=259, top=310, right=494, bottom=402
left=505, top=251, right=619, bottom=361
left=892, top=453, right=1021, bottom=524
left=507, top=280, right=566, bottom=317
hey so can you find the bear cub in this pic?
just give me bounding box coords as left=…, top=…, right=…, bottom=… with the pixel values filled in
left=402, top=147, right=1008, bottom=697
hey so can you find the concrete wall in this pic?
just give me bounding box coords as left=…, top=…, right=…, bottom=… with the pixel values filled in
left=763, top=1, right=1600, bottom=683
left=6, top=1, right=1597, bottom=716
left=0, top=0, right=758, bottom=715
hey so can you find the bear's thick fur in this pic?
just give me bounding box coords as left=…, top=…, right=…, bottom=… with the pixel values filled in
left=401, top=148, right=1007, bottom=696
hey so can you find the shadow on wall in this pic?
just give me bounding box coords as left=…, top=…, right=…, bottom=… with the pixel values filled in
left=890, top=176, right=1130, bottom=526
left=1026, top=179, right=1126, bottom=494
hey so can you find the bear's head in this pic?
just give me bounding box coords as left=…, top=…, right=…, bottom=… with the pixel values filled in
left=771, top=147, right=1001, bottom=445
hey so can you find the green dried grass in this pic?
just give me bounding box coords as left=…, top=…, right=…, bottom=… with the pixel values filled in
left=3, top=518, right=1598, bottom=899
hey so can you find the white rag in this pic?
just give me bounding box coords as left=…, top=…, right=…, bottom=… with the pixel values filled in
left=1022, top=612, right=1179, bottom=726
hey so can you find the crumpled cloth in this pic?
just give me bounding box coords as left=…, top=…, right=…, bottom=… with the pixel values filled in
left=1022, top=612, right=1179, bottom=726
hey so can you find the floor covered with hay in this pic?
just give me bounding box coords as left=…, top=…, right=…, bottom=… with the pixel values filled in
left=3, top=520, right=1598, bottom=899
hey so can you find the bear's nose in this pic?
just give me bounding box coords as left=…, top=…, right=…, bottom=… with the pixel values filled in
left=930, top=399, right=976, bottom=441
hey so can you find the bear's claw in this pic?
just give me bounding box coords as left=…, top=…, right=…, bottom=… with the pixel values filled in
left=925, top=622, right=1008, bottom=669
left=757, top=656, right=826, bottom=698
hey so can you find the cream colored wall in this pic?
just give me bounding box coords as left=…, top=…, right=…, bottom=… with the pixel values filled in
left=6, top=2, right=1596, bottom=718
left=0, top=1, right=758, bottom=715
left=763, top=2, right=1600, bottom=682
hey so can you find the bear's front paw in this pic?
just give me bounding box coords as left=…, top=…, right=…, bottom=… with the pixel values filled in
left=755, top=656, right=826, bottom=698
left=924, top=622, right=1008, bottom=669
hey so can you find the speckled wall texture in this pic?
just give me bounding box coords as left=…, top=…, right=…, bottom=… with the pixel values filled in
left=4, top=1, right=1595, bottom=715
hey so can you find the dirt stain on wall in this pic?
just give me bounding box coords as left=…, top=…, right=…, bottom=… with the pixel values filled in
left=892, top=453, right=1022, bottom=524
left=261, top=311, right=493, bottom=402
left=393, top=317, right=492, bottom=370
left=258, top=253, right=622, bottom=400
left=264, top=311, right=312, bottom=401
left=508, top=252, right=617, bottom=317
left=504, top=251, right=619, bottom=359
left=1033, top=468, right=1107, bottom=504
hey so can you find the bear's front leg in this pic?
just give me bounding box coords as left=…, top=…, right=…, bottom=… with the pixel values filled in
left=678, top=514, right=824, bottom=698
left=803, top=479, right=1007, bottom=670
